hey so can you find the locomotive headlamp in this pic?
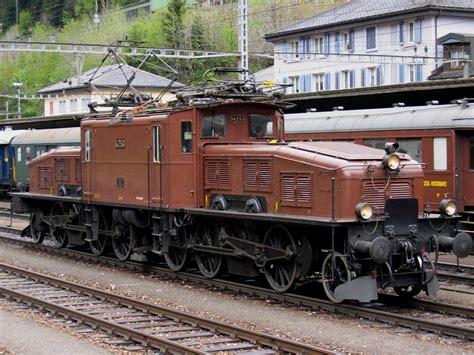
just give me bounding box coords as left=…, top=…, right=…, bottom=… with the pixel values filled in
left=355, top=202, right=374, bottom=221
left=439, top=199, right=457, bottom=216
left=382, top=153, right=401, bottom=171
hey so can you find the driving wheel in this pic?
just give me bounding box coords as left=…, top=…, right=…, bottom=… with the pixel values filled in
left=263, top=225, right=298, bottom=293
left=194, top=221, right=222, bottom=278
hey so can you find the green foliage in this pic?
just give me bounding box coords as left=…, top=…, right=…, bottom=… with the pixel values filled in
left=162, top=0, right=186, bottom=48
left=18, top=11, right=33, bottom=36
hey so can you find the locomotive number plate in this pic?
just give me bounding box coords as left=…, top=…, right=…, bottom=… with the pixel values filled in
left=231, top=115, right=245, bottom=123
left=115, top=139, right=126, bottom=149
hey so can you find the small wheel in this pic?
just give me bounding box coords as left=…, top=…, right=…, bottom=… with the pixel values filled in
left=164, top=227, right=188, bottom=272
left=111, top=221, right=136, bottom=261
left=49, top=203, right=68, bottom=248
left=30, top=213, right=45, bottom=244
left=211, top=195, right=227, bottom=210
left=321, top=252, right=352, bottom=303
left=394, top=285, right=422, bottom=299
left=194, top=221, right=222, bottom=278
left=244, top=197, right=262, bottom=213
left=263, top=225, right=298, bottom=292
left=89, top=209, right=109, bottom=256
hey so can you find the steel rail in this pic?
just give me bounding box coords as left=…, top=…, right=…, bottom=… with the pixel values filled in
left=1, top=232, right=473, bottom=340
left=0, top=263, right=333, bottom=354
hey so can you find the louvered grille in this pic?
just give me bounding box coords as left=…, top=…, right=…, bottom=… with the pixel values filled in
left=281, top=173, right=312, bottom=206
left=244, top=160, right=272, bottom=191
left=258, top=162, right=271, bottom=188
left=55, top=158, right=69, bottom=182
left=389, top=181, right=412, bottom=199
left=281, top=175, right=296, bottom=203
left=38, top=167, right=52, bottom=189
left=75, top=158, right=82, bottom=183
left=205, top=159, right=230, bottom=190
left=363, top=179, right=413, bottom=213
left=297, top=175, right=311, bottom=203
left=245, top=162, right=257, bottom=188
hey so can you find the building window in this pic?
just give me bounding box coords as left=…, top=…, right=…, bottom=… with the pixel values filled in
left=49, top=102, right=54, bottom=115
left=312, top=73, right=324, bottom=91
left=70, top=99, right=78, bottom=112
left=342, top=70, right=350, bottom=89
left=290, top=40, right=299, bottom=58
left=408, top=22, right=415, bottom=42
left=368, top=67, right=376, bottom=86
left=366, top=27, right=376, bottom=50
left=449, top=47, right=466, bottom=69
left=314, top=36, right=323, bottom=54
left=81, top=98, right=89, bottom=111
left=433, top=137, right=447, bottom=170
left=181, top=121, right=192, bottom=152
left=342, top=32, right=349, bottom=52
left=399, top=21, right=405, bottom=45
left=408, top=64, right=416, bottom=82
left=290, top=76, right=300, bottom=93
left=153, top=126, right=161, bottom=161
left=59, top=100, right=66, bottom=113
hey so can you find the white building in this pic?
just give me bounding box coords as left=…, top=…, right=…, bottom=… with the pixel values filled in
left=37, top=64, right=184, bottom=117
left=264, top=0, right=474, bottom=94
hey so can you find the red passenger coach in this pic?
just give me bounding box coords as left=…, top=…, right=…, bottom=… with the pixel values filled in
left=285, top=102, right=474, bottom=215
left=12, top=82, right=472, bottom=304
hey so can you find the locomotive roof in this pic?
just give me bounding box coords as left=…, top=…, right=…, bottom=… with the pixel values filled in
left=285, top=104, right=474, bottom=133
left=0, top=129, right=27, bottom=145
left=288, top=141, right=406, bottom=161
left=11, top=127, right=81, bottom=145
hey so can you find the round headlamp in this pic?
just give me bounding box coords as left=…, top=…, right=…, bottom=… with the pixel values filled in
left=355, top=202, right=374, bottom=221
left=439, top=199, right=457, bottom=216
left=382, top=153, right=401, bottom=171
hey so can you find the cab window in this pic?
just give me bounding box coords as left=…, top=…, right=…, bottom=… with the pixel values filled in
left=181, top=121, right=192, bottom=153
left=153, top=126, right=161, bottom=162
left=249, top=114, right=273, bottom=138
left=201, top=113, right=225, bottom=138
left=85, top=129, right=91, bottom=161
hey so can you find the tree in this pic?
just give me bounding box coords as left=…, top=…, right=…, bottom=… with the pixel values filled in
left=18, top=11, right=33, bottom=36
left=162, top=0, right=186, bottom=49
left=190, top=16, right=206, bottom=51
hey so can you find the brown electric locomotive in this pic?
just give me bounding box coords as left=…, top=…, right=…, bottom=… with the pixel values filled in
left=12, top=79, right=472, bottom=303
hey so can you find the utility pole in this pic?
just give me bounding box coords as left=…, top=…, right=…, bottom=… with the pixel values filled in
left=5, top=101, right=9, bottom=120
left=238, top=0, right=248, bottom=80
left=15, top=0, right=19, bottom=38
left=13, top=82, right=22, bottom=118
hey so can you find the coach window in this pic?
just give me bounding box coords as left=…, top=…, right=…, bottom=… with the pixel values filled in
left=153, top=126, right=161, bottom=162
left=201, top=113, right=225, bottom=138
left=364, top=139, right=386, bottom=150
left=17, top=147, right=22, bottom=162
left=397, top=138, right=422, bottom=163
left=433, top=137, right=447, bottom=170
left=249, top=114, right=273, bottom=138
left=85, top=129, right=91, bottom=161
left=181, top=121, right=192, bottom=153
left=470, top=137, right=474, bottom=169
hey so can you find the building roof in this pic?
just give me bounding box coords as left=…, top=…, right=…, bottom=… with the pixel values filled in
left=266, top=0, right=474, bottom=40
left=37, top=64, right=185, bottom=94
left=437, top=32, right=474, bottom=45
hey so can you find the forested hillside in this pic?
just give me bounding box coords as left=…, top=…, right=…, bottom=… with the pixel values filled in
left=0, top=0, right=342, bottom=117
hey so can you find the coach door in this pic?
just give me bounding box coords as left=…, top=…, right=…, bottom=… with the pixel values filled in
left=461, top=135, right=474, bottom=208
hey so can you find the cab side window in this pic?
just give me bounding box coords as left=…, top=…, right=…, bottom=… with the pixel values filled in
left=201, top=113, right=225, bottom=138
left=85, top=129, right=91, bottom=161
left=153, top=126, right=161, bottom=162
left=181, top=121, right=192, bottom=153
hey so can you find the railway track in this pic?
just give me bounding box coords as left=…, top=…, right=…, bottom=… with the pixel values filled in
left=1, top=231, right=473, bottom=342
left=0, top=263, right=332, bottom=354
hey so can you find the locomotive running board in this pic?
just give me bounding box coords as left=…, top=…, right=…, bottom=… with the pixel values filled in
left=334, top=276, right=378, bottom=303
